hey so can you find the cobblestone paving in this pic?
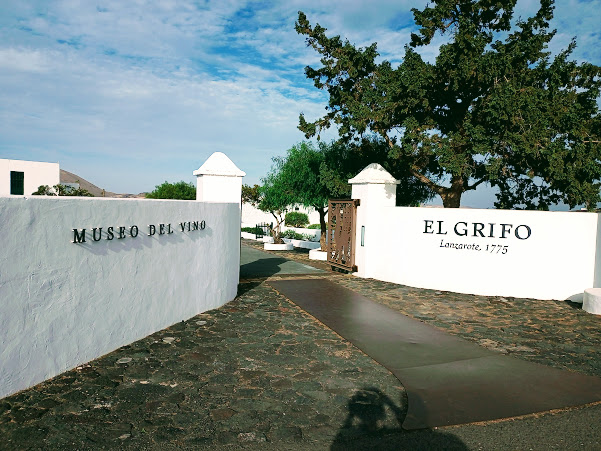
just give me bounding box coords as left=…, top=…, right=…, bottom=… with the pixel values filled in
left=1, top=279, right=411, bottom=449
left=243, top=239, right=601, bottom=378
left=1, top=239, right=600, bottom=450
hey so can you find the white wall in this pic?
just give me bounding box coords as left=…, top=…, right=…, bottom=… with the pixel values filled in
left=0, top=196, right=240, bottom=399
left=356, top=206, right=601, bottom=301
left=0, top=159, right=60, bottom=196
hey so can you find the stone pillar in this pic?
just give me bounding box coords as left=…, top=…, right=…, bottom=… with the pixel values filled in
left=193, top=152, right=246, bottom=204
left=348, top=163, right=399, bottom=278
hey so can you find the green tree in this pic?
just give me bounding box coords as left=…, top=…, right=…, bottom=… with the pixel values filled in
left=258, top=167, right=295, bottom=244
left=271, top=142, right=329, bottom=248
left=285, top=212, right=310, bottom=228
left=268, top=139, right=434, bottom=249
left=317, top=137, right=434, bottom=207
left=145, top=181, right=196, bottom=200
left=32, top=184, right=94, bottom=197
left=242, top=184, right=262, bottom=206
left=296, top=1, right=601, bottom=209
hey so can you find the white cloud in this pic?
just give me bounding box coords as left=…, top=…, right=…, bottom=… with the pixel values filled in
left=0, top=0, right=599, bottom=196
left=0, top=47, right=51, bottom=72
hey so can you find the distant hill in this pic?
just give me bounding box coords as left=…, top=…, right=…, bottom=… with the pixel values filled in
left=59, top=169, right=146, bottom=198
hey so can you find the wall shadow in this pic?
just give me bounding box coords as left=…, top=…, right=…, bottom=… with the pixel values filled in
left=237, top=281, right=262, bottom=297
left=331, top=387, right=468, bottom=451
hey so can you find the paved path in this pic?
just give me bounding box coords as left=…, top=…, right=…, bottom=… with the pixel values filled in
left=0, top=240, right=600, bottom=450
left=240, top=246, right=324, bottom=279
left=270, top=278, right=601, bottom=430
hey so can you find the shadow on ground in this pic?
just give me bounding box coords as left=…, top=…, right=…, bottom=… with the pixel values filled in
left=240, top=257, right=290, bottom=279
left=331, top=387, right=468, bottom=450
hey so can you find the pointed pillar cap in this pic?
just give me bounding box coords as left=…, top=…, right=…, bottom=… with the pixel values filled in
left=348, top=163, right=399, bottom=185
left=193, top=152, right=246, bottom=177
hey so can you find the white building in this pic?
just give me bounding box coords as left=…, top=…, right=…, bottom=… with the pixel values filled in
left=0, top=159, right=60, bottom=197
left=241, top=203, right=322, bottom=228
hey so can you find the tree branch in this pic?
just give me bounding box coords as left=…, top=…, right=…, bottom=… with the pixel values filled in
left=467, top=177, right=488, bottom=191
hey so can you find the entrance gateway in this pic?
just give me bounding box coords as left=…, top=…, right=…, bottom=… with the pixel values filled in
left=327, top=199, right=359, bottom=272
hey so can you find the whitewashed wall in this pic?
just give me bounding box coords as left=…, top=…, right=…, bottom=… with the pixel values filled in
left=350, top=163, right=601, bottom=301
left=0, top=159, right=60, bottom=196
left=355, top=205, right=601, bottom=301
left=0, top=196, right=240, bottom=399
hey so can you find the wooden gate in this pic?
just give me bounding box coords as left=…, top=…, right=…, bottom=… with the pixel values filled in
left=327, top=199, right=359, bottom=272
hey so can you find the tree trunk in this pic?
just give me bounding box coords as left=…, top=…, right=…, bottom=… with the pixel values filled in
left=317, top=207, right=327, bottom=250
left=270, top=212, right=284, bottom=244
left=440, top=176, right=464, bottom=208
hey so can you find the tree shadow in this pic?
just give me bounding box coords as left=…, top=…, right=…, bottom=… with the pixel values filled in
left=331, top=387, right=468, bottom=451
left=240, top=257, right=290, bottom=279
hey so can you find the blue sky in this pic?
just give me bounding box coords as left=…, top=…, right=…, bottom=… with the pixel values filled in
left=1, top=0, right=599, bottom=206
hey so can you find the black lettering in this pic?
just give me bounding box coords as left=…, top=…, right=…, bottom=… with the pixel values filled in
left=473, top=223, right=485, bottom=237
left=179, top=222, right=186, bottom=232
left=440, top=239, right=444, bottom=247
left=92, top=227, right=102, bottom=242
left=159, top=224, right=166, bottom=235
left=437, top=220, right=447, bottom=235
left=454, top=222, right=468, bottom=236
left=488, top=223, right=495, bottom=238
left=72, top=229, right=86, bottom=243
left=187, top=221, right=191, bottom=232
left=515, top=224, right=531, bottom=240
left=148, top=224, right=156, bottom=236
left=424, top=220, right=434, bottom=234
left=118, top=226, right=126, bottom=239
left=500, top=224, right=512, bottom=238
left=167, top=224, right=173, bottom=234
left=107, top=226, right=114, bottom=240
left=130, top=225, right=139, bottom=237
left=200, top=220, right=206, bottom=230
left=192, top=221, right=199, bottom=231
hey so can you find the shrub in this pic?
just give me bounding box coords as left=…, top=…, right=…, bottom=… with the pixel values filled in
left=307, top=223, right=326, bottom=229
left=146, top=181, right=196, bottom=200
left=281, top=230, right=304, bottom=240
left=32, top=184, right=94, bottom=197
left=285, top=211, right=309, bottom=228
left=302, top=233, right=319, bottom=242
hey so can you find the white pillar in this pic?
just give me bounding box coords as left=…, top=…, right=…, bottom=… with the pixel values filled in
left=193, top=152, right=246, bottom=204
left=349, top=163, right=399, bottom=278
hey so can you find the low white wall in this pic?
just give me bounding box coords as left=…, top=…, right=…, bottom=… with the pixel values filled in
left=0, top=159, right=60, bottom=196
left=282, top=238, right=321, bottom=249
left=356, top=206, right=601, bottom=301
left=0, top=196, right=240, bottom=399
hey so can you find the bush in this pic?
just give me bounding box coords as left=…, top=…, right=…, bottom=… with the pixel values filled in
left=281, top=230, right=320, bottom=242
left=307, top=223, right=325, bottom=229
left=285, top=211, right=309, bottom=228
left=146, top=181, right=196, bottom=200
left=302, top=233, right=319, bottom=242
left=281, top=230, right=304, bottom=240
left=32, top=184, right=94, bottom=197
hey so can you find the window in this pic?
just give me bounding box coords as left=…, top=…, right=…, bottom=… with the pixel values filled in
left=10, top=171, right=24, bottom=195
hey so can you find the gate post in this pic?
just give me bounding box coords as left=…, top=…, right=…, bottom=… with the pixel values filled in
left=348, top=163, right=399, bottom=278
left=193, top=152, right=246, bottom=204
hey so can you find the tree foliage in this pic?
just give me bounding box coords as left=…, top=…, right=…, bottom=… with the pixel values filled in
left=258, top=164, right=296, bottom=244
left=261, top=139, right=434, bottom=248
left=242, top=184, right=262, bottom=206
left=32, top=184, right=94, bottom=197
left=145, top=181, right=196, bottom=200
left=285, top=211, right=310, bottom=228
left=296, top=0, right=601, bottom=209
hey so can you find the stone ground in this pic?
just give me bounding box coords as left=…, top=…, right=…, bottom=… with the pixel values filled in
left=1, top=239, right=601, bottom=450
